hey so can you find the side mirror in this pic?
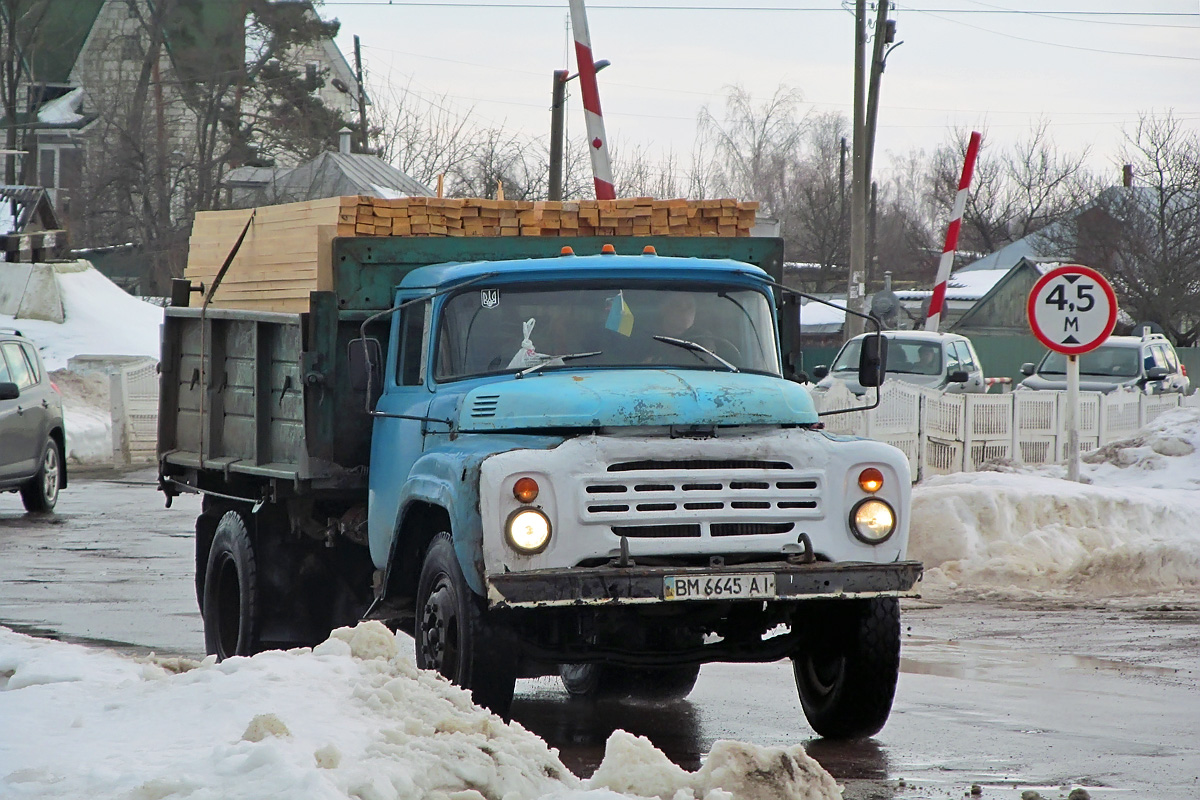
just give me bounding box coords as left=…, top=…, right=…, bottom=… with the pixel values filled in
left=1145, top=366, right=1169, bottom=380
left=1020, top=362, right=1035, bottom=376
left=858, top=334, right=888, bottom=388
left=0, top=381, right=18, bottom=401
left=812, top=365, right=829, bottom=381
left=947, top=370, right=969, bottom=383
left=348, top=338, right=383, bottom=394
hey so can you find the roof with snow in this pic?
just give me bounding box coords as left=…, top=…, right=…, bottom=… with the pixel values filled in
left=226, top=152, right=433, bottom=207
left=894, top=268, right=1010, bottom=302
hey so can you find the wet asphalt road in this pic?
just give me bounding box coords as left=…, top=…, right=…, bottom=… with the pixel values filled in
left=2, top=471, right=1198, bottom=799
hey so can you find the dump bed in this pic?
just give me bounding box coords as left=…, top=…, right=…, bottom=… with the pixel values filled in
left=157, top=235, right=786, bottom=493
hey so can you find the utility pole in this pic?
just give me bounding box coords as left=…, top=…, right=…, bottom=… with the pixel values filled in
left=846, top=0, right=868, bottom=340
left=846, top=0, right=896, bottom=340
left=548, top=70, right=568, bottom=201
left=354, top=35, right=368, bottom=154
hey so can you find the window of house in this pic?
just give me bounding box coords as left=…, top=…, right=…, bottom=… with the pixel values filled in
left=122, top=34, right=144, bottom=61
left=39, top=149, right=56, bottom=188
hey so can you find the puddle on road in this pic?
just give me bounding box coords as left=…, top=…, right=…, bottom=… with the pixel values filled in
left=902, top=637, right=1180, bottom=680
left=0, top=621, right=156, bottom=658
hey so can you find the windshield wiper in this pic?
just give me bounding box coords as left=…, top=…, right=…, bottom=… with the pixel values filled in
left=653, top=335, right=738, bottom=372
left=515, top=351, right=603, bottom=378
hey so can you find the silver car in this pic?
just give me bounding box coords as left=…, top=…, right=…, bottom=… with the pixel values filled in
left=1019, top=333, right=1190, bottom=395
left=815, top=331, right=987, bottom=395
left=0, top=329, right=67, bottom=511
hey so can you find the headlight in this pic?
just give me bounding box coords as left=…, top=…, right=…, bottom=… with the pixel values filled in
left=506, top=508, right=552, bottom=554
left=849, top=498, right=896, bottom=544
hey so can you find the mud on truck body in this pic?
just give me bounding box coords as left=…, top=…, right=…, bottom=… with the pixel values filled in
left=158, top=235, right=921, bottom=739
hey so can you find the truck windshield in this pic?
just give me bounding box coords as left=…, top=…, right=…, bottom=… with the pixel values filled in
left=434, top=284, right=780, bottom=381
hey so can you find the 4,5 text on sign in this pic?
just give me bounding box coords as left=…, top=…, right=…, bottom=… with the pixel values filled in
left=1026, top=265, right=1118, bottom=355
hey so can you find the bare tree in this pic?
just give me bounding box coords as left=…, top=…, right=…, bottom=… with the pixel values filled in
left=696, top=84, right=806, bottom=214
left=1076, top=113, right=1200, bottom=345
left=785, top=111, right=850, bottom=292
left=370, top=81, right=480, bottom=190
left=929, top=123, right=1096, bottom=255
left=0, top=0, right=50, bottom=185
left=873, top=149, right=939, bottom=288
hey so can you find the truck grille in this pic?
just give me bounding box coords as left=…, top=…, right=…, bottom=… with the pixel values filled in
left=470, top=395, right=500, bottom=418
left=582, top=463, right=822, bottom=538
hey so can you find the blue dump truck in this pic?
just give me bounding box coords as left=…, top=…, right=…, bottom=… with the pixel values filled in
left=158, top=233, right=921, bottom=738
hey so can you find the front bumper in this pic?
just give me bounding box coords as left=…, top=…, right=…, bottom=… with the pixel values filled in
left=487, top=559, right=923, bottom=608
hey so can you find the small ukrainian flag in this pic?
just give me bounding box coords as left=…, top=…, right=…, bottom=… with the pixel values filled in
left=605, top=291, right=635, bottom=337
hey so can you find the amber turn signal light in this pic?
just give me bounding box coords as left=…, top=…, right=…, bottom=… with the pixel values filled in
left=513, top=477, right=540, bottom=503
left=858, top=468, right=884, bottom=493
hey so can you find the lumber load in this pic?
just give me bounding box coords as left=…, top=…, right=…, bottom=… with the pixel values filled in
left=186, top=196, right=759, bottom=311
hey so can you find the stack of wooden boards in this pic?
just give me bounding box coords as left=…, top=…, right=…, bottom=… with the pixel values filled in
left=186, top=195, right=759, bottom=312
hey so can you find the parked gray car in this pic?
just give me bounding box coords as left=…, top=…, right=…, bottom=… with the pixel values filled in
left=1018, top=333, right=1190, bottom=395
left=0, top=329, right=67, bottom=511
left=814, top=330, right=987, bottom=395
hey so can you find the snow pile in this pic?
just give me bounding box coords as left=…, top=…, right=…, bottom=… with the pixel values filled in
left=1, top=263, right=163, bottom=371
left=910, top=407, right=1200, bottom=600
left=0, top=622, right=840, bottom=800
left=48, top=367, right=113, bottom=463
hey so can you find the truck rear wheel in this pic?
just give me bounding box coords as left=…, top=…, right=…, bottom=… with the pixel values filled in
left=792, top=597, right=900, bottom=739
left=559, top=663, right=700, bottom=701
left=202, top=511, right=261, bottom=660
left=416, top=533, right=516, bottom=717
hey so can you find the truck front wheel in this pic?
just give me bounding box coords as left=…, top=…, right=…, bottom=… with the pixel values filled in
left=792, top=597, right=900, bottom=739
left=416, top=533, right=516, bottom=717
left=202, top=511, right=261, bottom=660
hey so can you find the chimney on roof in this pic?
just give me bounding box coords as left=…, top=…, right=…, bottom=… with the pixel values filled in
left=1123, top=164, right=1133, bottom=188
left=339, top=127, right=353, bottom=155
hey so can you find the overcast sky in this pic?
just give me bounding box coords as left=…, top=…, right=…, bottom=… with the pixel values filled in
left=326, top=1, right=1200, bottom=188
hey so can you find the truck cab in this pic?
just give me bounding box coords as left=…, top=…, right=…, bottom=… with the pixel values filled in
left=361, top=247, right=919, bottom=736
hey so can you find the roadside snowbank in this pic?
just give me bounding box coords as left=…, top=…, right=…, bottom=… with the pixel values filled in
left=0, top=263, right=162, bottom=371
left=0, top=622, right=840, bottom=800
left=909, top=407, right=1200, bottom=602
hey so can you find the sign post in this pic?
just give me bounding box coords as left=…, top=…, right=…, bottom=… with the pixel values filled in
left=1027, top=265, right=1118, bottom=481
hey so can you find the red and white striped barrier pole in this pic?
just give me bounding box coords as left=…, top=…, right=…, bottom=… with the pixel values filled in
left=568, top=0, right=616, bottom=200
left=925, top=130, right=981, bottom=332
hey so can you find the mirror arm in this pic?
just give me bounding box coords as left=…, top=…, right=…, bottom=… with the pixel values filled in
left=750, top=274, right=886, bottom=417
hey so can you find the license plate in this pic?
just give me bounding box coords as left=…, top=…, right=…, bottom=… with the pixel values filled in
left=663, top=573, right=776, bottom=601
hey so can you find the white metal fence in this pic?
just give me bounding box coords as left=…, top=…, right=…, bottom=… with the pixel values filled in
left=813, top=380, right=1200, bottom=480
left=67, top=355, right=159, bottom=467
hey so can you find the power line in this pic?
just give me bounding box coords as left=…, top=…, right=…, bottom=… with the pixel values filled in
left=911, top=8, right=1200, bottom=62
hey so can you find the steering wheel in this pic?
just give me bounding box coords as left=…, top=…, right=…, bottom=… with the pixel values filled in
left=695, top=336, right=742, bottom=364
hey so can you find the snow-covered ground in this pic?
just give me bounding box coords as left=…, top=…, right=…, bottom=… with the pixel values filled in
left=0, top=623, right=839, bottom=800
left=911, top=406, right=1200, bottom=604
left=0, top=263, right=163, bottom=464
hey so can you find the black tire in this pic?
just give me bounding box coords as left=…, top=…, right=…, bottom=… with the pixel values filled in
left=202, top=511, right=261, bottom=660
left=20, top=438, right=61, bottom=512
left=559, top=663, right=701, bottom=701
left=416, top=533, right=516, bottom=717
left=792, top=597, right=900, bottom=739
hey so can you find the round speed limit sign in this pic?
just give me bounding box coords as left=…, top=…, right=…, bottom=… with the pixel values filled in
left=1027, top=265, right=1118, bottom=355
